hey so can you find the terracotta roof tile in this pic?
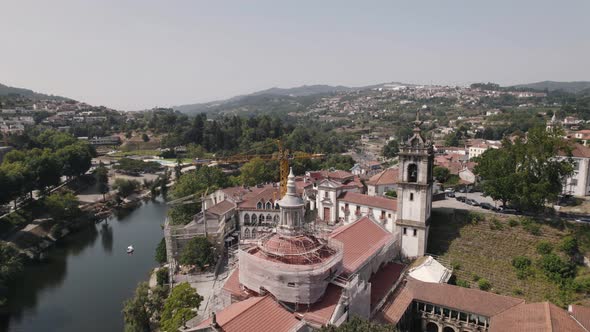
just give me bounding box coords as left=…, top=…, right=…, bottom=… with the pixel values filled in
left=558, top=142, right=590, bottom=159
left=301, top=283, right=343, bottom=326
left=490, top=302, right=586, bottom=332
left=339, top=192, right=397, bottom=211
left=207, top=200, right=235, bottom=215
left=407, top=278, right=524, bottom=317
left=377, top=285, right=413, bottom=324
left=366, top=168, right=399, bottom=186
left=191, top=296, right=300, bottom=332
left=222, top=268, right=246, bottom=299
left=570, top=304, right=590, bottom=331
left=237, top=185, right=281, bottom=209
left=330, top=216, right=395, bottom=275
left=369, top=262, right=405, bottom=310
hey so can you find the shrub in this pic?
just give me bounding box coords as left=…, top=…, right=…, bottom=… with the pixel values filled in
left=155, top=238, right=167, bottom=264
left=451, top=261, right=461, bottom=270
left=112, top=178, right=140, bottom=197
left=469, top=212, right=484, bottom=225
left=478, top=278, right=491, bottom=291
left=456, top=279, right=470, bottom=288
left=538, top=253, right=577, bottom=283
left=512, top=256, right=532, bottom=270
left=573, top=275, right=590, bottom=293
left=521, top=219, right=541, bottom=235
left=560, top=236, right=579, bottom=257
left=490, top=218, right=504, bottom=230
left=536, top=241, right=553, bottom=255
left=512, top=288, right=524, bottom=296
left=508, top=218, right=519, bottom=227
left=472, top=274, right=481, bottom=282
left=156, top=267, right=169, bottom=286
left=384, top=190, right=397, bottom=198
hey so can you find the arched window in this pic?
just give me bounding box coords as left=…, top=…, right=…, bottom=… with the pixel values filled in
left=265, top=202, right=272, bottom=210
left=259, top=214, right=265, bottom=223
left=266, top=214, right=272, bottom=222
left=257, top=201, right=263, bottom=209
left=442, top=327, right=456, bottom=332
left=244, top=228, right=250, bottom=238
left=273, top=215, right=279, bottom=223
left=426, top=322, right=439, bottom=332
left=251, top=228, right=257, bottom=238
left=407, top=164, right=418, bottom=182
left=244, top=214, right=250, bottom=225
left=275, top=203, right=279, bottom=209
left=252, top=214, right=257, bottom=225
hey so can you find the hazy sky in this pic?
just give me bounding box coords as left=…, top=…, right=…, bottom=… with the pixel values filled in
left=1, top=1, right=589, bottom=110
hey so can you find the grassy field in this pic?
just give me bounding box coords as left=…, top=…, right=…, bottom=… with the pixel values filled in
left=428, top=208, right=590, bottom=307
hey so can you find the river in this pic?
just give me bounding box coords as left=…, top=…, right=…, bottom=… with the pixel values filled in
left=0, top=199, right=168, bottom=332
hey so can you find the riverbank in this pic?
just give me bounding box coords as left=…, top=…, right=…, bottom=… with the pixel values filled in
left=0, top=198, right=169, bottom=332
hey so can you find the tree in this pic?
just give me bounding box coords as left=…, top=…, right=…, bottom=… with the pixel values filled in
left=475, top=127, right=573, bottom=210
left=142, top=133, right=150, bottom=142
left=113, top=178, right=140, bottom=197
left=123, top=282, right=151, bottom=332
left=433, top=166, right=450, bottom=183
left=382, top=140, right=399, bottom=158
left=44, top=191, right=82, bottom=221
left=178, top=237, right=216, bottom=270
left=240, top=157, right=272, bottom=186
left=444, top=132, right=460, bottom=147
left=95, top=166, right=109, bottom=201
left=160, top=282, right=203, bottom=332
left=319, top=316, right=398, bottom=331
left=57, top=142, right=93, bottom=178
left=155, top=238, right=167, bottom=264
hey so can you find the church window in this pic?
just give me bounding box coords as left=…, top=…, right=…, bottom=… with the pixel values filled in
left=408, top=164, right=418, bottom=182
left=413, top=229, right=417, bottom=236
left=244, top=228, right=250, bottom=238
left=324, top=191, right=329, bottom=198
left=265, top=202, right=272, bottom=209
left=257, top=201, right=263, bottom=209
left=252, top=214, right=257, bottom=224
left=403, top=227, right=407, bottom=235
left=275, top=203, right=279, bottom=209
left=252, top=228, right=257, bottom=238
left=273, top=215, right=279, bottom=223
left=266, top=214, right=272, bottom=222
left=259, top=214, right=265, bottom=223
left=410, top=193, right=414, bottom=201
left=244, top=214, right=250, bottom=225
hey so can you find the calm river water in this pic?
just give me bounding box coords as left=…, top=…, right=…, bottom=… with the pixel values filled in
left=0, top=199, right=168, bottom=332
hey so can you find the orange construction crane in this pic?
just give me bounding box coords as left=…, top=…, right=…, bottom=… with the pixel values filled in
left=212, top=139, right=323, bottom=198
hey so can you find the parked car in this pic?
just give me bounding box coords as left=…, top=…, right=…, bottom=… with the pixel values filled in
left=479, top=202, right=494, bottom=210
left=465, top=199, right=479, bottom=206
left=456, top=196, right=467, bottom=202
left=446, top=192, right=455, bottom=198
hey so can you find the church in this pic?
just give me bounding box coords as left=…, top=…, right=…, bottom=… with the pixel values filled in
left=184, top=113, right=434, bottom=331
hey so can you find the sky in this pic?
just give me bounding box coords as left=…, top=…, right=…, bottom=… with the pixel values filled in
left=1, top=0, right=589, bottom=110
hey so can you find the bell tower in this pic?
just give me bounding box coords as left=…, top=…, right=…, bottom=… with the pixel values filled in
left=396, top=110, right=434, bottom=258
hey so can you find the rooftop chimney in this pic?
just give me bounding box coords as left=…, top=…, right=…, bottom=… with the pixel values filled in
left=210, top=311, right=220, bottom=330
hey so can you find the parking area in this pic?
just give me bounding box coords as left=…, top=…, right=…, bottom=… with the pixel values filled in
left=433, top=191, right=503, bottom=213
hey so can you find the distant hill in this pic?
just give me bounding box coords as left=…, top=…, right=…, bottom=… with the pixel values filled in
left=173, top=82, right=414, bottom=115
left=0, top=82, right=70, bottom=100
left=510, top=81, right=590, bottom=94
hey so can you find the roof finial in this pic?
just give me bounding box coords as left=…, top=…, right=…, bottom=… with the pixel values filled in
left=413, top=109, right=423, bottom=131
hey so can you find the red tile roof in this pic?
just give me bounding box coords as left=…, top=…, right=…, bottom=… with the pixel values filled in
left=222, top=268, right=246, bottom=299
left=490, top=302, right=586, bottom=332
left=558, top=142, right=590, bottom=158
left=237, top=185, right=281, bottom=209
left=368, top=262, right=405, bottom=310
left=378, top=285, right=414, bottom=324
left=407, top=278, right=524, bottom=317
left=570, top=304, right=590, bottom=331
left=207, top=200, right=235, bottom=215
left=330, top=216, right=395, bottom=275
left=339, top=192, right=397, bottom=211
left=191, top=296, right=301, bottom=332
left=366, top=168, right=399, bottom=186
left=301, top=283, right=343, bottom=326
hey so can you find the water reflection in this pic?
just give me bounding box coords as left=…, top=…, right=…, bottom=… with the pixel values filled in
left=0, top=200, right=168, bottom=332
left=100, top=222, right=113, bottom=254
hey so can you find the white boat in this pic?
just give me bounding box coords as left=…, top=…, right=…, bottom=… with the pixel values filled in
left=127, top=245, right=134, bottom=254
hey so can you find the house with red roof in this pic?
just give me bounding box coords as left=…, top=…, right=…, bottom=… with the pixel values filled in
left=366, top=167, right=399, bottom=196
